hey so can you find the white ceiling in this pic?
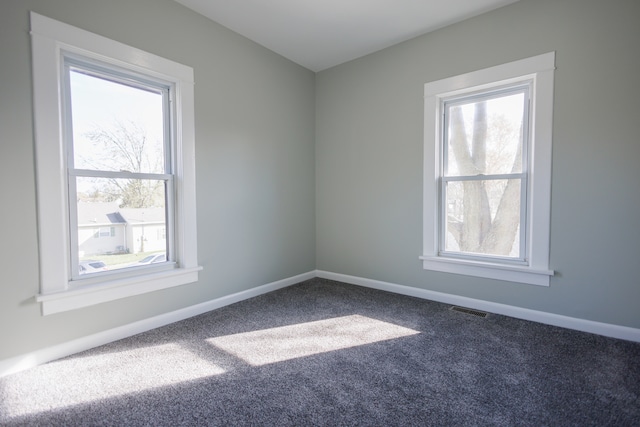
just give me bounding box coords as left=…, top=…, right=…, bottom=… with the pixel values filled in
left=174, top=0, right=519, bottom=72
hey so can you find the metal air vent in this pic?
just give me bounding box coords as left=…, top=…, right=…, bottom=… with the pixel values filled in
left=450, top=306, right=488, bottom=318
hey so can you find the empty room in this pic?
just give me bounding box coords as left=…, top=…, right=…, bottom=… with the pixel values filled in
left=1, top=0, right=639, bottom=425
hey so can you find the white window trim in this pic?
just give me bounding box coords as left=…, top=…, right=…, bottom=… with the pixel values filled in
left=421, top=52, right=555, bottom=286
left=30, top=12, right=201, bottom=315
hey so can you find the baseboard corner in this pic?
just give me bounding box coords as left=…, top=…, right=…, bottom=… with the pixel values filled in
left=1, top=270, right=315, bottom=378
left=315, top=270, right=640, bottom=343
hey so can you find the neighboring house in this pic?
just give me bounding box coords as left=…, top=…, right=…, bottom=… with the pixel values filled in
left=119, top=207, right=167, bottom=254
left=77, top=201, right=127, bottom=257
left=77, top=202, right=166, bottom=256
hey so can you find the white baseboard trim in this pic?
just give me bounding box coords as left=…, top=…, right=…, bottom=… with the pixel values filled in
left=0, top=271, right=315, bottom=378
left=316, top=270, right=640, bottom=343
left=3, top=268, right=638, bottom=378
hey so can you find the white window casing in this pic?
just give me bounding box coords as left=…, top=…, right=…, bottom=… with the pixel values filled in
left=421, top=52, right=555, bottom=286
left=30, top=12, right=201, bottom=314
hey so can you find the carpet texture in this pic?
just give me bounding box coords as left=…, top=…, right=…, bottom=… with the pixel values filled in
left=1, top=278, right=639, bottom=426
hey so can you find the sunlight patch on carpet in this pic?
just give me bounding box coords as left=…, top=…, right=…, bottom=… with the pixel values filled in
left=0, top=343, right=225, bottom=420
left=207, top=314, right=420, bottom=366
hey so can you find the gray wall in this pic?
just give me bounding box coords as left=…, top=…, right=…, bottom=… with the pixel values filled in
left=316, top=0, right=640, bottom=328
left=0, top=0, right=316, bottom=360
left=2, top=0, right=639, bottom=362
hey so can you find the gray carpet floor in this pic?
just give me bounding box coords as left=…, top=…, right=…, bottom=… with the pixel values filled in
left=1, top=278, right=639, bottom=426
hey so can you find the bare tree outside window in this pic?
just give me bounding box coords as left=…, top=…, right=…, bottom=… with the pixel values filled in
left=80, top=120, right=165, bottom=208
left=443, top=90, right=526, bottom=258
left=68, top=66, right=169, bottom=272
left=70, top=69, right=166, bottom=209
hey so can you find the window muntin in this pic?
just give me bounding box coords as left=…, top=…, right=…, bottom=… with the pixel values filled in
left=64, top=59, right=173, bottom=282
left=67, top=65, right=167, bottom=174
left=440, top=85, right=529, bottom=262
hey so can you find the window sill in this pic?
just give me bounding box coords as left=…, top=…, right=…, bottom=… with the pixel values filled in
left=419, top=256, right=552, bottom=286
left=36, top=266, right=202, bottom=315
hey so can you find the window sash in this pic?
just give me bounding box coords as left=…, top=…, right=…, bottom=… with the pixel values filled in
left=62, top=57, right=176, bottom=282
left=438, top=84, right=530, bottom=264
left=439, top=176, right=528, bottom=264
left=442, top=173, right=525, bottom=182
left=442, top=84, right=530, bottom=178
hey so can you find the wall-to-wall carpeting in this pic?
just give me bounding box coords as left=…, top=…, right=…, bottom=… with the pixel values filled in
left=1, top=278, right=638, bottom=425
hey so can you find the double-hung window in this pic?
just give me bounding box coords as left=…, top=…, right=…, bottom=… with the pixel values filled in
left=421, top=53, right=555, bottom=286
left=31, top=12, right=200, bottom=314
left=65, top=57, right=175, bottom=280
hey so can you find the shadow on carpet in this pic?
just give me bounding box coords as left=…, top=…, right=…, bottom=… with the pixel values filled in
left=1, top=278, right=639, bottom=426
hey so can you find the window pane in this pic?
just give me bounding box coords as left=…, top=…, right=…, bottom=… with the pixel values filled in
left=444, top=179, right=521, bottom=258
left=75, top=177, right=168, bottom=277
left=69, top=69, right=165, bottom=174
left=446, top=92, right=525, bottom=177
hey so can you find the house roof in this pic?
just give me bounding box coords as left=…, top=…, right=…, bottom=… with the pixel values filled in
left=77, top=202, right=125, bottom=226
left=119, top=207, right=166, bottom=224
left=77, top=202, right=165, bottom=225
